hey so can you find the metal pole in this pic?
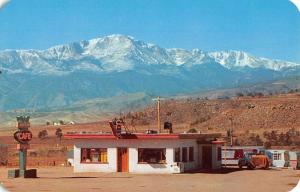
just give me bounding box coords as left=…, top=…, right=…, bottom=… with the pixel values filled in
left=19, top=148, right=27, bottom=171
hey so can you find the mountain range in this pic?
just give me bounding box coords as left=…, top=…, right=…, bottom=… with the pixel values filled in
left=0, top=34, right=299, bottom=111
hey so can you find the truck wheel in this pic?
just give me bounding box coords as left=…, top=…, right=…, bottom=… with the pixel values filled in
left=238, top=163, right=243, bottom=169
left=247, top=163, right=255, bottom=170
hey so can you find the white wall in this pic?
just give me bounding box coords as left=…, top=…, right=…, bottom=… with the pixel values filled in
left=74, top=146, right=117, bottom=172
left=73, top=139, right=220, bottom=173
left=128, top=148, right=174, bottom=174
left=212, top=145, right=222, bottom=170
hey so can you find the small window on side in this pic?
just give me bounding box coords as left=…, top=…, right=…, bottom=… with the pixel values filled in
left=174, top=148, right=181, bottom=162
left=218, top=147, right=222, bottom=161
left=189, top=147, right=194, bottom=162
left=182, top=147, right=188, bottom=162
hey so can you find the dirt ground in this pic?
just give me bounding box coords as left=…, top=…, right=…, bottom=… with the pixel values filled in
left=0, top=167, right=299, bottom=192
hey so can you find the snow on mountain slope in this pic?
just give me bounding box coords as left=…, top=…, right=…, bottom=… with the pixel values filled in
left=208, top=51, right=299, bottom=71
left=1, top=34, right=300, bottom=111
left=0, top=34, right=299, bottom=75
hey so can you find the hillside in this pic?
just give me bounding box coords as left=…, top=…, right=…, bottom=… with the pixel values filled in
left=127, top=93, right=300, bottom=134
left=1, top=76, right=299, bottom=127
left=2, top=92, right=298, bottom=141
left=0, top=92, right=152, bottom=127
left=179, top=75, right=300, bottom=100
left=0, top=92, right=299, bottom=163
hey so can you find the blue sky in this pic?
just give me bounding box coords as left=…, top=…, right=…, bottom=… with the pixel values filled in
left=0, top=0, right=299, bottom=62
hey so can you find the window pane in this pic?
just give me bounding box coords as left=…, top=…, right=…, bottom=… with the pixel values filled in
left=174, top=148, right=181, bottom=162
left=182, top=147, right=187, bottom=162
left=273, top=153, right=281, bottom=160
left=189, top=147, right=194, bottom=162
left=100, top=149, right=108, bottom=163
left=81, top=148, right=108, bottom=163
left=138, top=148, right=166, bottom=164
left=218, top=147, right=222, bottom=161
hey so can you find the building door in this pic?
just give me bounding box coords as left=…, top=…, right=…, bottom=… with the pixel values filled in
left=117, top=148, right=128, bottom=172
left=202, top=146, right=212, bottom=169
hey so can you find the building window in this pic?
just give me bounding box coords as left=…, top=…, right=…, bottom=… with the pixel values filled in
left=182, top=147, right=188, bottom=162
left=218, top=147, right=222, bottom=161
left=273, top=153, right=281, bottom=160
left=138, top=148, right=166, bottom=164
left=189, top=147, right=194, bottom=162
left=174, top=148, right=181, bottom=162
left=81, top=148, right=108, bottom=163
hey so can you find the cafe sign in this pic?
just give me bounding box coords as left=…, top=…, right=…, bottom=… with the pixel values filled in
left=14, top=116, right=32, bottom=144
left=14, top=130, right=33, bottom=144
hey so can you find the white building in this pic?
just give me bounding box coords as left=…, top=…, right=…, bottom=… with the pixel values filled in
left=267, top=150, right=289, bottom=168
left=65, top=133, right=223, bottom=174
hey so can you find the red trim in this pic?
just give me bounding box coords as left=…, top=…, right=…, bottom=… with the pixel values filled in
left=64, top=133, right=180, bottom=139
left=134, top=134, right=179, bottom=139
left=64, top=133, right=222, bottom=140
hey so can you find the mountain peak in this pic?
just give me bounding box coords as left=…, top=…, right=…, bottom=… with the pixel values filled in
left=88, top=34, right=135, bottom=45
left=0, top=34, right=300, bottom=111
left=0, top=34, right=299, bottom=75
left=106, top=34, right=135, bottom=40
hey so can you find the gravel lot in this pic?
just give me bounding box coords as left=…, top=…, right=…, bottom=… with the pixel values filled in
left=0, top=167, right=299, bottom=192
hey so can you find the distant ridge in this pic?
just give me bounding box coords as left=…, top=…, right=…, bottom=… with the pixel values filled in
left=0, top=34, right=299, bottom=75
left=0, top=34, right=299, bottom=111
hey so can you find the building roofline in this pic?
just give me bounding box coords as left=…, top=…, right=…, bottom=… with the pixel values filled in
left=64, top=132, right=222, bottom=140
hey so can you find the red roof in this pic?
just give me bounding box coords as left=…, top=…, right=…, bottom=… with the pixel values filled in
left=64, top=133, right=180, bottom=140
left=64, top=132, right=222, bottom=140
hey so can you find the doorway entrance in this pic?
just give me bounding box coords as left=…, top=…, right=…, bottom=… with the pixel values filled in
left=202, top=146, right=212, bottom=169
left=117, top=148, right=128, bottom=172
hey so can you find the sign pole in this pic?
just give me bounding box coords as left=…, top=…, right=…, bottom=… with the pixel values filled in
left=8, top=116, right=37, bottom=178
left=19, top=148, right=27, bottom=172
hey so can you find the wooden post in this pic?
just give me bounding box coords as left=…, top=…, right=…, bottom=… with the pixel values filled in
left=157, top=96, right=161, bottom=133
left=229, top=117, right=234, bottom=147
left=8, top=116, right=37, bottom=178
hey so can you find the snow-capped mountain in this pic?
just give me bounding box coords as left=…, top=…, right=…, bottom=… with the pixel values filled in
left=0, top=34, right=299, bottom=75
left=0, top=34, right=299, bottom=111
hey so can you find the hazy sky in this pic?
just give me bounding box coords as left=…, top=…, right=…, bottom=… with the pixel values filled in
left=0, top=0, right=299, bottom=62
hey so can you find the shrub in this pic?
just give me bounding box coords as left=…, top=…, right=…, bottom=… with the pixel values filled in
left=236, top=92, right=244, bottom=97
left=187, top=128, right=198, bottom=133
left=38, top=130, right=48, bottom=139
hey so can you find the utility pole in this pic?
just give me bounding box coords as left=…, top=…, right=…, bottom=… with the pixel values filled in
left=229, top=117, right=234, bottom=147
left=157, top=96, right=161, bottom=133
left=153, top=96, right=162, bottom=133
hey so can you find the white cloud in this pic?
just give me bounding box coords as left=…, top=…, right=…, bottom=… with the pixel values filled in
left=290, top=0, right=300, bottom=12
left=0, top=0, right=10, bottom=9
